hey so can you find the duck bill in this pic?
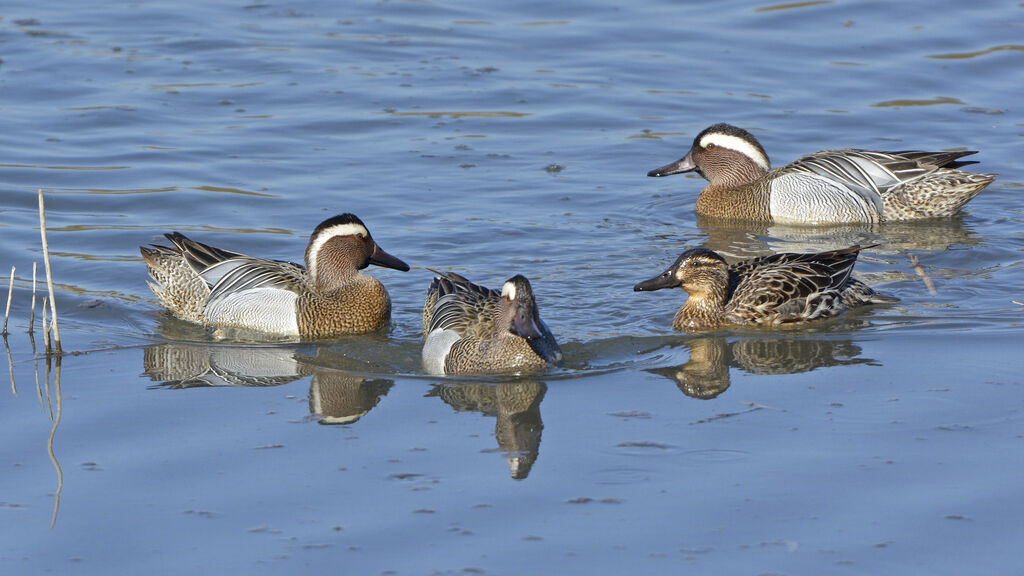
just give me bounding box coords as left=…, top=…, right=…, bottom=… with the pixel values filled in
left=511, top=305, right=544, bottom=340
left=368, top=244, right=410, bottom=272
left=647, top=151, right=696, bottom=177
left=528, top=337, right=563, bottom=366
left=633, top=270, right=680, bottom=292
left=511, top=305, right=563, bottom=366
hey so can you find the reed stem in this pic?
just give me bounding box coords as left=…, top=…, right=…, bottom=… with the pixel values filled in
left=38, top=190, right=61, bottom=354
left=42, top=296, right=50, bottom=353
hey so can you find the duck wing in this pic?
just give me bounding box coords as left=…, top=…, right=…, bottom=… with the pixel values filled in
left=202, top=257, right=306, bottom=305
left=726, top=246, right=861, bottom=322
left=164, top=232, right=246, bottom=272
left=770, top=149, right=963, bottom=223
left=424, top=272, right=500, bottom=337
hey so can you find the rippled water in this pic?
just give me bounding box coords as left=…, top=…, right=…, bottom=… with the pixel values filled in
left=2, top=1, right=1022, bottom=573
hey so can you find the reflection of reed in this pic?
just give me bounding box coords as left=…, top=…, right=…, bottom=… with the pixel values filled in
left=29, top=263, right=37, bottom=333
left=46, top=356, right=63, bottom=529
left=3, top=266, right=13, bottom=335
left=4, top=335, right=14, bottom=396
left=428, top=381, right=546, bottom=480
left=648, top=336, right=875, bottom=399
left=908, top=254, right=938, bottom=295
left=308, top=372, right=392, bottom=425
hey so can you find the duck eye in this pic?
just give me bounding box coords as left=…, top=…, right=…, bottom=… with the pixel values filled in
left=704, top=143, right=715, bottom=150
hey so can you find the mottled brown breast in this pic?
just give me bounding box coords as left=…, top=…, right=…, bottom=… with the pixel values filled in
left=297, top=275, right=392, bottom=338
left=672, top=304, right=725, bottom=331
left=443, top=334, right=548, bottom=374
left=695, top=184, right=772, bottom=221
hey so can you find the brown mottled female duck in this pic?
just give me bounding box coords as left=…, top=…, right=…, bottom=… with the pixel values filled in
left=634, top=245, right=897, bottom=330
left=421, top=272, right=562, bottom=375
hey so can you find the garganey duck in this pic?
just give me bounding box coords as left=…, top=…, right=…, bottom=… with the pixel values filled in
left=421, top=272, right=562, bottom=375
left=141, top=213, right=409, bottom=339
left=634, top=245, right=897, bottom=330
left=647, top=123, right=995, bottom=223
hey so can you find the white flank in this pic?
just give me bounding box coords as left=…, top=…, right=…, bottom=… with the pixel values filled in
left=422, top=328, right=461, bottom=375
left=500, top=281, right=516, bottom=300
left=306, top=222, right=369, bottom=280
left=769, top=173, right=879, bottom=224
left=699, top=133, right=770, bottom=171
left=205, top=286, right=300, bottom=336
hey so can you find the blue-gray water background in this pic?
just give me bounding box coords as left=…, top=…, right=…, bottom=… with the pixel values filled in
left=1, top=1, right=1022, bottom=574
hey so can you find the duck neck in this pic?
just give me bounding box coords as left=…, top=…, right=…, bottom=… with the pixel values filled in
left=674, top=283, right=729, bottom=330
left=309, top=245, right=360, bottom=293
left=315, top=265, right=358, bottom=293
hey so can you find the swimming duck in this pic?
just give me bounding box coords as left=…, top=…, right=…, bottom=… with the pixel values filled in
left=421, top=272, right=563, bottom=375
left=140, top=213, right=409, bottom=338
left=633, top=245, right=897, bottom=330
left=647, top=123, right=995, bottom=223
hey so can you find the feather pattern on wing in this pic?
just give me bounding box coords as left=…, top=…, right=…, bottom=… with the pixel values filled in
left=202, top=258, right=305, bottom=309
left=424, top=272, right=500, bottom=337
left=726, top=247, right=859, bottom=324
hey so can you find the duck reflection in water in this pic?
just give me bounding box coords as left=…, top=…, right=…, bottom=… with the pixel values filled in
left=698, top=213, right=979, bottom=259
left=428, top=381, right=546, bottom=480
left=647, top=336, right=876, bottom=399
left=143, top=342, right=392, bottom=425
left=308, top=371, right=393, bottom=425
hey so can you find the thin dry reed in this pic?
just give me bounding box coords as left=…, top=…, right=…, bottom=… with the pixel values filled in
left=42, top=296, right=50, bottom=352
left=38, top=190, right=61, bottom=354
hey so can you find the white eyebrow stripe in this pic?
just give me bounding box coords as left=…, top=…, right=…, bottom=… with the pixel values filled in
left=699, top=133, right=770, bottom=171
left=305, top=222, right=369, bottom=280
left=317, top=223, right=369, bottom=239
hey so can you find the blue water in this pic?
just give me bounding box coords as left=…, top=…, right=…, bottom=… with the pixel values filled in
left=1, top=0, right=1022, bottom=574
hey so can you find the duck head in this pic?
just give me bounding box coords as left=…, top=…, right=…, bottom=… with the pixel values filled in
left=647, top=123, right=771, bottom=187
left=634, top=248, right=730, bottom=302
left=500, top=275, right=563, bottom=366
left=305, top=213, right=409, bottom=290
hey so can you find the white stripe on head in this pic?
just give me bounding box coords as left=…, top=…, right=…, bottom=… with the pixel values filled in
left=501, top=281, right=516, bottom=300
left=306, top=222, right=369, bottom=279
left=699, top=132, right=770, bottom=171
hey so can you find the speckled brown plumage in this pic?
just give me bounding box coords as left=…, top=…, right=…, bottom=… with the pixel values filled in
left=295, top=275, right=393, bottom=338
left=421, top=272, right=562, bottom=375
left=442, top=333, right=550, bottom=374
left=634, top=245, right=897, bottom=330
left=141, top=243, right=216, bottom=323
left=694, top=183, right=772, bottom=220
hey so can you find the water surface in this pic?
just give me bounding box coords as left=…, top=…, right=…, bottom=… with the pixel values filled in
left=1, top=0, right=1022, bottom=574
